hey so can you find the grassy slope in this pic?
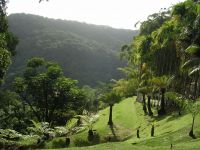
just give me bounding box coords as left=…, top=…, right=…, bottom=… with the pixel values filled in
left=44, top=97, right=200, bottom=150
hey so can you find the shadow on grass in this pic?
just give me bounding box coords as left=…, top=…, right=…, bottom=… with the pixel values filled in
left=52, top=139, right=67, bottom=148
left=74, top=131, right=100, bottom=147
left=73, top=139, right=90, bottom=147
left=110, top=124, right=117, bottom=139
left=165, top=113, right=187, bottom=123
left=150, top=112, right=187, bottom=123
left=131, top=142, right=138, bottom=145
left=104, top=124, right=119, bottom=142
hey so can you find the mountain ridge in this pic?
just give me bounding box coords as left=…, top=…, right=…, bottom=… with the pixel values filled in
left=7, top=13, right=138, bottom=86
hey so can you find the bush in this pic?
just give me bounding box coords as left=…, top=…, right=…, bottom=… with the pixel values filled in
left=0, top=129, right=22, bottom=140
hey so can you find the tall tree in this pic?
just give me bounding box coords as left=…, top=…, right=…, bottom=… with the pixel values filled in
left=0, top=0, right=18, bottom=84
left=13, top=57, right=86, bottom=125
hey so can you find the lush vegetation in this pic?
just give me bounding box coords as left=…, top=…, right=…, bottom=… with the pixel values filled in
left=1, top=0, right=200, bottom=150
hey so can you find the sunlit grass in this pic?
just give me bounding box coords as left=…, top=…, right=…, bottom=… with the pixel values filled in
left=43, top=97, right=200, bottom=150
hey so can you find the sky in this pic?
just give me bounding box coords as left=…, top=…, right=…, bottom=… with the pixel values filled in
left=7, top=0, right=185, bottom=30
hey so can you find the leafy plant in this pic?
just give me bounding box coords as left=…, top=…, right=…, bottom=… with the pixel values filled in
left=74, top=111, right=99, bottom=131
left=27, top=120, right=54, bottom=136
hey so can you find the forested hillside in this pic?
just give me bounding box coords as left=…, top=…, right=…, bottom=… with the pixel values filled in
left=7, top=14, right=137, bottom=86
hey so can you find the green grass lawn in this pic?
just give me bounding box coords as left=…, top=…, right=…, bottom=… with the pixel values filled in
left=42, top=97, right=200, bottom=150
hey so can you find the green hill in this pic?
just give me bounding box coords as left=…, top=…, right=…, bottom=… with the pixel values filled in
left=42, top=98, right=200, bottom=150
left=7, top=14, right=137, bottom=86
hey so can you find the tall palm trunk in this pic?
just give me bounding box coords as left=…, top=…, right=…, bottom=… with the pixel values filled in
left=142, top=93, right=147, bottom=114
left=108, top=104, right=113, bottom=126
left=158, top=88, right=166, bottom=115
left=147, top=95, right=153, bottom=116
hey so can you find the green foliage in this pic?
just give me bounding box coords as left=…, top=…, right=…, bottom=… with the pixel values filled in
left=13, top=57, right=86, bottom=125
left=182, top=45, right=200, bottom=76
left=27, top=120, right=54, bottom=136
left=186, top=100, right=200, bottom=117
left=0, top=1, right=18, bottom=84
left=0, top=90, right=31, bottom=131
left=0, top=129, right=22, bottom=140
left=27, top=120, right=68, bottom=138
left=54, top=127, right=68, bottom=137
left=120, top=0, right=200, bottom=103
left=185, top=44, right=200, bottom=57
left=165, top=91, right=181, bottom=101
left=139, top=11, right=170, bottom=35
left=0, top=48, right=11, bottom=83
left=27, top=57, right=45, bottom=68
left=151, top=76, right=172, bottom=89
left=103, top=91, right=121, bottom=105
left=165, top=92, right=188, bottom=110
left=12, top=77, right=27, bottom=93
left=81, top=85, right=99, bottom=112
left=113, top=78, right=138, bottom=97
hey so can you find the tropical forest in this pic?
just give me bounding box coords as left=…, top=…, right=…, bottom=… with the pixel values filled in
left=1, top=0, right=200, bottom=150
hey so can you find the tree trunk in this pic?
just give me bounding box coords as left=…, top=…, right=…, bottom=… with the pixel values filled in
left=142, top=93, right=147, bottom=115
left=108, top=104, right=113, bottom=126
left=137, top=129, right=140, bottom=138
left=25, top=97, right=41, bottom=121
left=158, top=88, right=166, bottom=116
left=43, top=81, right=49, bottom=122
left=194, top=75, right=199, bottom=99
left=189, top=116, right=196, bottom=138
left=151, top=125, right=154, bottom=137
left=45, top=91, right=48, bottom=122
left=65, top=137, right=70, bottom=146
left=188, top=79, right=192, bottom=99
left=147, top=96, right=153, bottom=116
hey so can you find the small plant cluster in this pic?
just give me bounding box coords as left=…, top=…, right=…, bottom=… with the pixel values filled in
left=0, top=120, right=71, bottom=149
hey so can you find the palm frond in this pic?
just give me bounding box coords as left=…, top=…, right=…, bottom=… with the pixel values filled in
left=182, top=58, right=200, bottom=69
left=189, top=66, right=200, bottom=76
left=185, top=44, right=200, bottom=57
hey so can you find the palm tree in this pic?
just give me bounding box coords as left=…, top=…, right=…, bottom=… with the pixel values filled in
left=152, top=76, right=172, bottom=115
left=146, top=86, right=154, bottom=116
left=138, top=66, right=154, bottom=116
left=103, top=92, right=121, bottom=126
